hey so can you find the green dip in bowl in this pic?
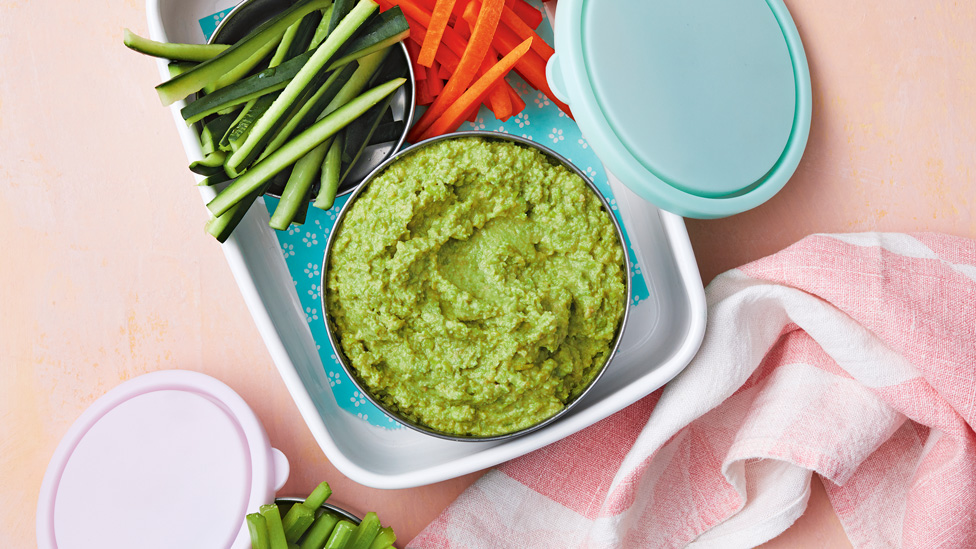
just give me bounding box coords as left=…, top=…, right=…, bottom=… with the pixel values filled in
left=323, top=133, right=629, bottom=440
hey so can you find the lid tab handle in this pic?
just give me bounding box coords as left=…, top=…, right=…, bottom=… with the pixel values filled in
left=545, top=53, right=571, bottom=104
left=271, top=447, right=290, bottom=492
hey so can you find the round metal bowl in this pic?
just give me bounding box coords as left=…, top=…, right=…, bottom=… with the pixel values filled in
left=208, top=0, right=415, bottom=198
left=320, top=131, right=632, bottom=442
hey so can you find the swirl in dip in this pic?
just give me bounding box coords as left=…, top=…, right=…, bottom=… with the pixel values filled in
left=326, top=137, right=627, bottom=437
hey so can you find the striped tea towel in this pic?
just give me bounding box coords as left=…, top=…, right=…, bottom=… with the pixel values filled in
left=408, top=233, right=976, bottom=549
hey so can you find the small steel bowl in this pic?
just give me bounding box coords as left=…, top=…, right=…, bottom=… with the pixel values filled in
left=208, top=0, right=415, bottom=198
left=320, top=131, right=632, bottom=442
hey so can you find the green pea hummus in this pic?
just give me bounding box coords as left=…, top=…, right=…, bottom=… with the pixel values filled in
left=325, top=137, right=627, bottom=437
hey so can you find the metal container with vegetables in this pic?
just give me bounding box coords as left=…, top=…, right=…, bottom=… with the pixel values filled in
left=124, top=0, right=416, bottom=241
left=121, top=0, right=814, bottom=493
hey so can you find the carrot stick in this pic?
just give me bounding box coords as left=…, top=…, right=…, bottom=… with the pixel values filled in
left=404, top=40, right=427, bottom=80
left=419, top=38, right=532, bottom=140
left=461, top=0, right=478, bottom=26
left=455, top=18, right=471, bottom=40
left=438, top=62, right=453, bottom=79
left=416, top=75, right=435, bottom=105
left=467, top=1, right=553, bottom=60
left=406, top=17, right=463, bottom=74
left=492, top=23, right=571, bottom=117
left=509, top=85, right=525, bottom=115
left=427, top=59, right=445, bottom=96
left=509, top=0, right=542, bottom=29
left=488, top=80, right=513, bottom=120
left=450, top=0, right=471, bottom=23
left=418, top=0, right=457, bottom=66
left=407, top=0, right=506, bottom=141
left=499, top=5, right=553, bottom=59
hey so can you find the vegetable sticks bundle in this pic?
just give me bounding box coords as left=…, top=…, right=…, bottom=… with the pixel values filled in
left=124, top=0, right=410, bottom=241
left=390, top=0, right=569, bottom=136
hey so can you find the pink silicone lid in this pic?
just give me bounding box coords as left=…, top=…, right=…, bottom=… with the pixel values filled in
left=36, top=370, right=289, bottom=549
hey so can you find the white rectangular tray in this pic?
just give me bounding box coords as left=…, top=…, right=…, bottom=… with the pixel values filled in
left=146, top=0, right=706, bottom=489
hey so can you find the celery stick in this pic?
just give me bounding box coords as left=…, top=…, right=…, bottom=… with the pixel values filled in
left=299, top=512, right=340, bottom=549
left=279, top=482, right=330, bottom=532
left=346, top=512, right=380, bottom=549
left=313, top=131, right=343, bottom=210
left=304, top=481, right=333, bottom=509
left=155, top=0, right=330, bottom=105
left=246, top=513, right=271, bottom=549
left=224, top=0, right=377, bottom=173
left=124, top=28, right=228, bottom=62
left=281, top=502, right=317, bottom=543
left=261, top=504, right=289, bottom=549
left=323, top=521, right=355, bottom=549
left=207, top=77, right=405, bottom=217
left=367, top=527, right=396, bottom=549
left=269, top=136, right=333, bottom=229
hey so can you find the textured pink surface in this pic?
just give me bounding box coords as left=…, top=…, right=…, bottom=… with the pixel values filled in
left=410, top=233, right=976, bottom=548
left=1, top=0, right=973, bottom=547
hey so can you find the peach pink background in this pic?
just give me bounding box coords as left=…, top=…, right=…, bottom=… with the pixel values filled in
left=2, top=0, right=974, bottom=547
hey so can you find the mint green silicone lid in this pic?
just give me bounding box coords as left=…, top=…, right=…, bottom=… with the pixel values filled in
left=548, top=0, right=812, bottom=219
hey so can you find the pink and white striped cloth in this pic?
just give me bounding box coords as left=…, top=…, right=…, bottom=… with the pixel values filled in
left=408, top=233, right=976, bottom=548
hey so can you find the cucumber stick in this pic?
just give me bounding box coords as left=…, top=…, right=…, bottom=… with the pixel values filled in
left=285, top=10, right=324, bottom=59
left=314, top=131, right=344, bottom=210
left=268, top=19, right=303, bottom=68
left=207, top=77, right=405, bottom=217
left=204, top=112, right=238, bottom=152
left=308, top=5, right=335, bottom=50
left=205, top=33, right=282, bottom=93
left=189, top=150, right=227, bottom=175
left=155, top=0, right=330, bottom=106
left=181, top=51, right=313, bottom=123
left=227, top=92, right=280, bottom=152
left=340, top=94, right=392, bottom=184
left=269, top=136, right=334, bottom=230
left=328, top=0, right=356, bottom=34
left=224, top=0, right=378, bottom=175
left=259, top=49, right=385, bottom=163
left=123, top=28, right=228, bottom=62
left=326, top=7, right=409, bottom=71
left=255, top=63, right=357, bottom=165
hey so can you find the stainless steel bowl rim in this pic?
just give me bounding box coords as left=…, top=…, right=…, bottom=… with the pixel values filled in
left=207, top=0, right=416, bottom=199
left=320, top=131, right=632, bottom=442
left=274, top=497, right=361, bottom=524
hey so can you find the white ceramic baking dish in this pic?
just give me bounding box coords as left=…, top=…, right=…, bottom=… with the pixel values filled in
left=145, top=0, right=706, bottom=489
